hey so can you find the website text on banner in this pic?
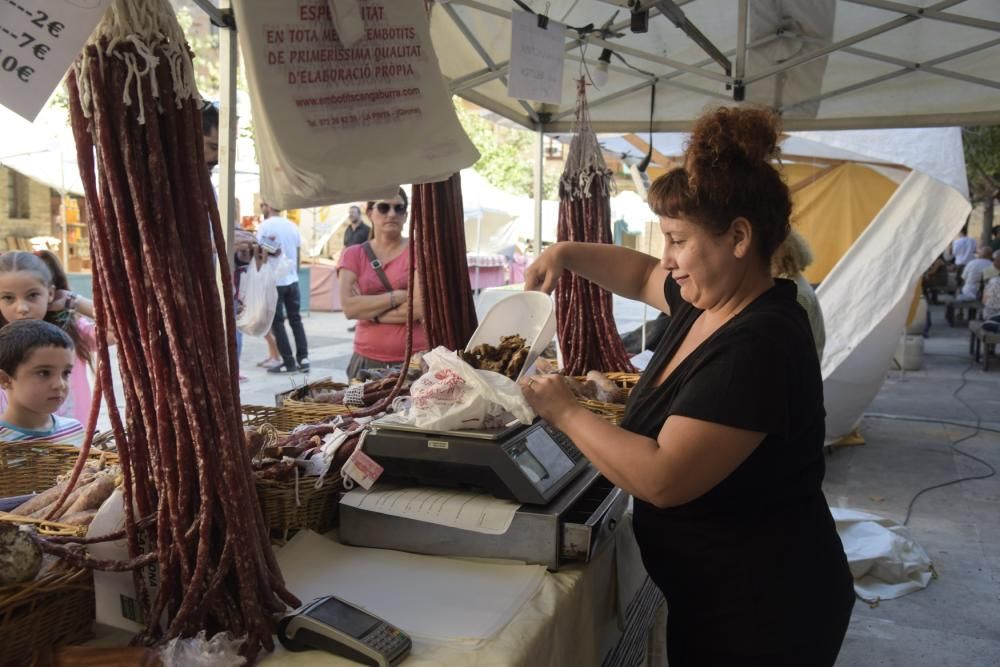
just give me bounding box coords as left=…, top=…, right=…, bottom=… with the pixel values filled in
left=234, top=1, right=479, bottom=210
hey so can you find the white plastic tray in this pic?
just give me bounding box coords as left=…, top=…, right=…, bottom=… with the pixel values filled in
left=466, top=291, right=556, bottom=381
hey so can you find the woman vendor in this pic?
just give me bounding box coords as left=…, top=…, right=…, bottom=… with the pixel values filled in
left=521, top=107, right=854, bottom=666
left=338, top=188, right=427, bottom=380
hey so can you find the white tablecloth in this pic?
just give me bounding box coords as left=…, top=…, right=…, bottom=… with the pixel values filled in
left=261, top=514, right=654, bottom=666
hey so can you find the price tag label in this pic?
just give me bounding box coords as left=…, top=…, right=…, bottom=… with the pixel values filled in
left=342, top=449, right=384, bottom=491
left=0, top=0, right=111, bottom=121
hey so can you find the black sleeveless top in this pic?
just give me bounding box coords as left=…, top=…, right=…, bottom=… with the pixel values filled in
left=623, top=276, right=852, bottom=655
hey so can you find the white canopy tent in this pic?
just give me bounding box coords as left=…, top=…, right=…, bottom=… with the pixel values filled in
left=431, top=0, right=1000, bottom=132
left=586, top=126, right=969, bottom=196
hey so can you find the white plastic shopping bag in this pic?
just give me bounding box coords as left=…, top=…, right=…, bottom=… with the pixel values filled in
left=235, top=258, right=278, bottom=336
left=385, top=346, right=535, bottom=431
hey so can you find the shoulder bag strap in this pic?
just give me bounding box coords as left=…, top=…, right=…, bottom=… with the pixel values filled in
left=362, top=241, right=395, bottom=294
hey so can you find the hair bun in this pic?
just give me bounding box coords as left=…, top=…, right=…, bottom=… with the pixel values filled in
left=686, top=106, right=781, bottom=173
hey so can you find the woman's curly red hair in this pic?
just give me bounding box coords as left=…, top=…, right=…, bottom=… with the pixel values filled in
left=647, top=106, right=791, bottom=262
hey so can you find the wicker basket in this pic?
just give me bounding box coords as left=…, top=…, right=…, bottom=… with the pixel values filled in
left=0, top=440, right=118, bottom=498
left=0, top=514, right=94, bottom=667
left=278, top=379, right=353, bottom=419
left=243, top=404, right=335, bottom=433
left=571, top=372, right=640, bottom=426
left=255, top=476, right=343, bottom=542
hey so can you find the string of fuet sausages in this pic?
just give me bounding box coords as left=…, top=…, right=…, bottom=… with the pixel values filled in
left=555, top=79, right=635, bottom=375
left=32, top=1, right=302, bottom=660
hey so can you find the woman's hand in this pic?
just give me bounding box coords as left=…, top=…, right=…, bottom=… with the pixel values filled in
left=49, top=289, right=73, bottom=312
left=523, top=243, right=565, bottom=294
left=518, top=373, right=583, bottom=429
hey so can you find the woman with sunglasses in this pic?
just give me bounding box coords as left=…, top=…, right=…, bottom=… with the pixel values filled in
left=337, top=188, right=427, bottom=380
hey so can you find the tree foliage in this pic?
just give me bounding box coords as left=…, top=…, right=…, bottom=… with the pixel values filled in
left=963, top=126, right=1000, bottom=201
left=455, top=103, right=560, bottom=200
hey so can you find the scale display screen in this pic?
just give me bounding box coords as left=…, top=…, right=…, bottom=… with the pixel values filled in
left=308, top=598, right=380, bottom=639
left=508, top=428, right=574, bottom=491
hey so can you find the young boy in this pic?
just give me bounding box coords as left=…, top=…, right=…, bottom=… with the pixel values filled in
left=0, top=320, right=85, bottom=446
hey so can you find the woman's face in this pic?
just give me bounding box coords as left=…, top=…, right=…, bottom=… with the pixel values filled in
left=659, top=215, right=742, bottom=310
left=369, top=196, right=407, bottom=237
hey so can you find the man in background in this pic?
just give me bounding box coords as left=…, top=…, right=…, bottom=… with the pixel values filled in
left=258, top=203, right=309, bottom=374
left=343, top=205, right=370, bottom=248
left=343, top=205, right=370, bottom=333
left=951, top=225, right=977, bottom=285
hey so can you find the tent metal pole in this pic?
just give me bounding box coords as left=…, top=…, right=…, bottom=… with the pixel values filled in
left=844, top=0, right=1000, bottom=32
left=218, top=0, right=238, bottom=285
left=781, top=36, right=1000, bottom=115
left=842, top=45, right=1000, bottom=91
left=586, top=36, right=729, bottom=83
left=534, top=127, right=544, bottom=258
left=734, top=0, right=747, bottom=99
left=190, top=0, right=228, bottom=28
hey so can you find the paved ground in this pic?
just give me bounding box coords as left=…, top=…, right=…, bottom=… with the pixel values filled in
left=102, top=299, right=1000, bottom=666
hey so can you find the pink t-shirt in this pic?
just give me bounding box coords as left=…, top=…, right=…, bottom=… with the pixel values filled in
left=338, top=243, right=428, bottom=362
left=0, top=317, right=95, bottom=424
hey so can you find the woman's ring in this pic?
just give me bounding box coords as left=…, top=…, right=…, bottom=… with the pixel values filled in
left=527, top=377, right=535, bottom=387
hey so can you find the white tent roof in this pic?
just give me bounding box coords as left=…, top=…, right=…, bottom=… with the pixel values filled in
left=432, top=0, right=1000, bottom=132
left=0, top=105, right=82, bottom=195
left=588, top=126, right=969, bottom=197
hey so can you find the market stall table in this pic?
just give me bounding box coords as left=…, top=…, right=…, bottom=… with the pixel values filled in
left=259, top=513, right=661, bottom=666
left=467, top=253, right=508, bottom=291
left=308, top=262, right=343, bottom=312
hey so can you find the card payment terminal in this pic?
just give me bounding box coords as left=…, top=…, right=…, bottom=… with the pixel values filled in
left=278, top=595, right=411, bottom=666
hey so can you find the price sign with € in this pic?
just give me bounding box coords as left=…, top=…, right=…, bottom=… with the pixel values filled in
left=0, top=0, right=111, bottom=121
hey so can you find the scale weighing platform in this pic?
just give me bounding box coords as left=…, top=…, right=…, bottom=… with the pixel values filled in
left=361, top=419, right=589, bottom=506
left=341, top=420, right=629, bottom=570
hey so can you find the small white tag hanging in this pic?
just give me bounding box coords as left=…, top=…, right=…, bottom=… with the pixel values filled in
left=507, top=9, right=566, bottom=105
left=342, top=448, right=384, bottom=490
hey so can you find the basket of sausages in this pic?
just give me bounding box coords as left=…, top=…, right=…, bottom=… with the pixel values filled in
left=244, top=416, right=370, bottom=543
left=567, top=371, right=639, bottom=425
left=0, top=466, right=114, bottom=666
left=0, top=518, right=96, bottom=667
left=276, top=373, right=409, bottom=420
left=0, top=440, right=116, bottom=500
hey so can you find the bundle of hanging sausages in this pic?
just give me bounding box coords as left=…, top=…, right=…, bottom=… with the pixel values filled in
left=41, top=0, right=299, bottom=659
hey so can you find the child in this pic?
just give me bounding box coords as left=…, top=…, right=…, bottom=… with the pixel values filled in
left=0, top=251, right=97, bottom=423
left=0, top=320, right=85, bottom=446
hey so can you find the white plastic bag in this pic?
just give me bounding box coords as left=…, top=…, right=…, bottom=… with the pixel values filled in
left=386, top=346, right=535, bottom=431
left=235, top=258, right=278, bottom=336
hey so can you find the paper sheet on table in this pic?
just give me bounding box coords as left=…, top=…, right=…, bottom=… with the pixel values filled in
left=276, top=531, right=546, bottom=648
left=340, top=485, right=521, bottom=535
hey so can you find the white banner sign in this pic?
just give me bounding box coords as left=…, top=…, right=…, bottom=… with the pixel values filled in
left=0, top=0, right=110, bottom=121
left=234, top=0, right=479, bottom=209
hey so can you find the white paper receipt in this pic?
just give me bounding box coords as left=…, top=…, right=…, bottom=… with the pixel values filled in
left=341, top=485, right=521, bottom=535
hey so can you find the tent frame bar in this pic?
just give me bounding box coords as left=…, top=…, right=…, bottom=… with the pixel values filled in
left=447, top=1, right=659, bottom=95
left=844, top=0, right=1000, bottom=32
left=743, top=0, right=968, bottom=86
left=842, top=45, right=1000, bottom=92
left=441, top=2, right=541, bottom=124
left=782, top=35, right=1000, bottom=114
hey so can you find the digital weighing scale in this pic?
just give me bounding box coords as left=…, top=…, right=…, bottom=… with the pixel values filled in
left=339, top=464, right=628, bottom=571
left=362, top=419, right=589, bottom=505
